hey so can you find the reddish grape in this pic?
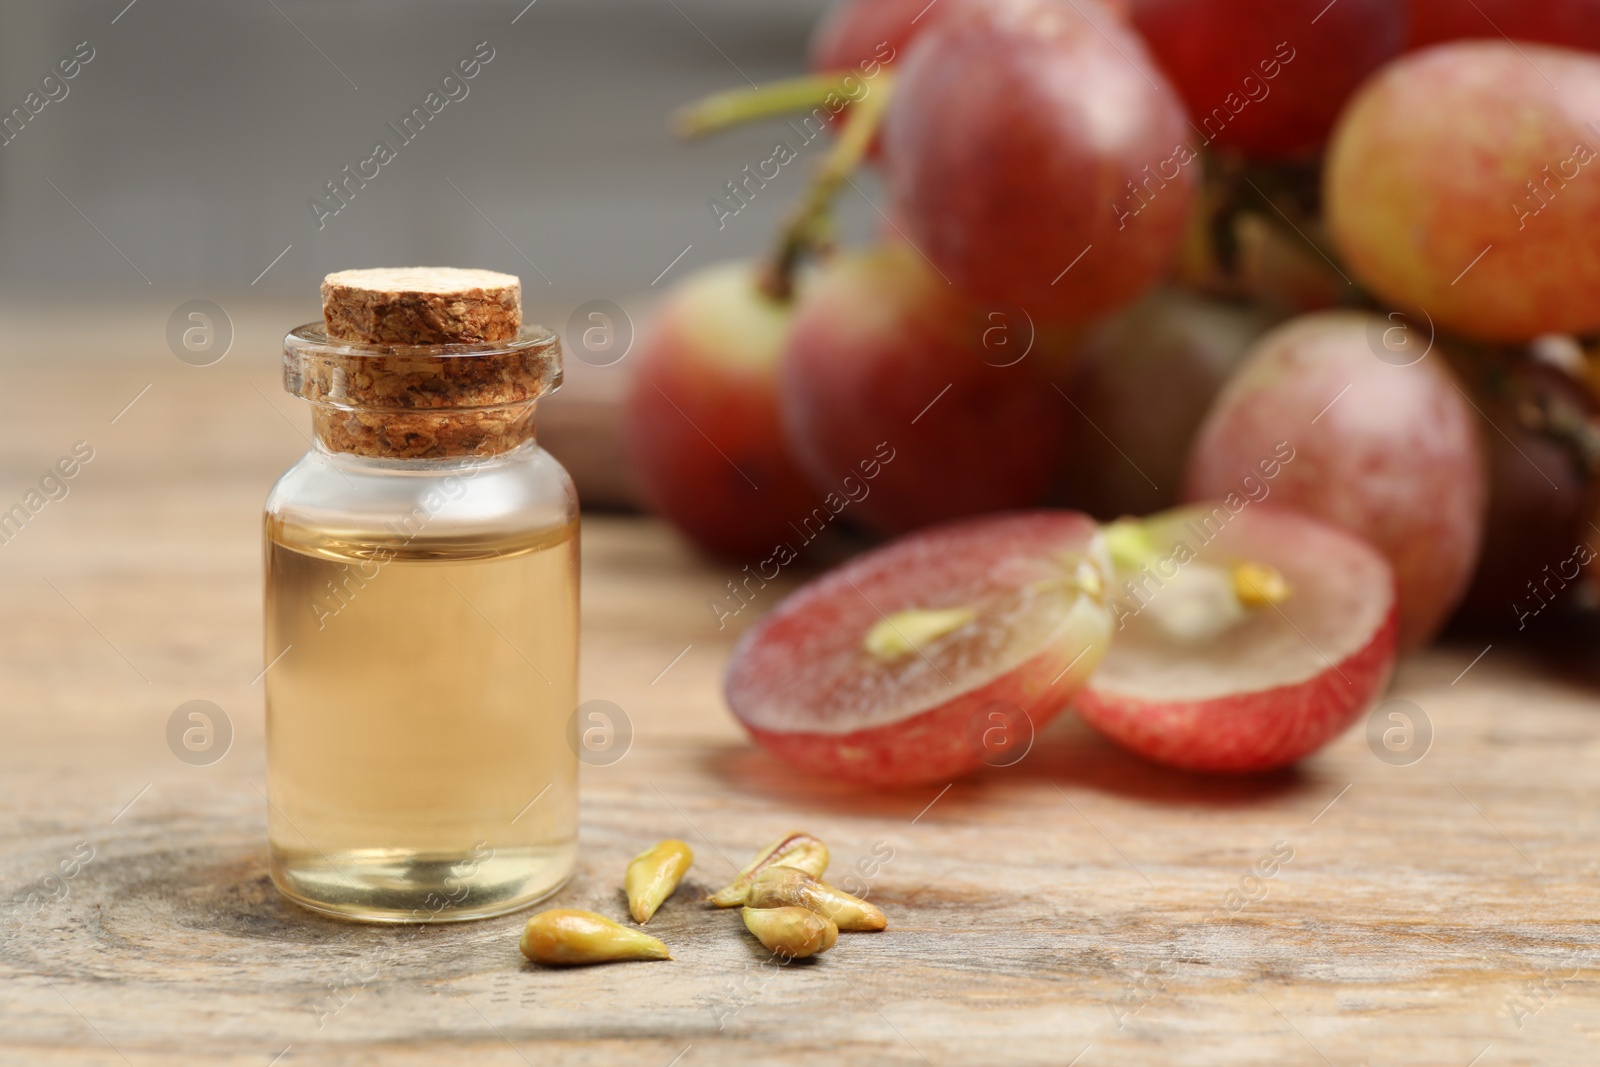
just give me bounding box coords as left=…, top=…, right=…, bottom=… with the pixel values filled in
left=882, top=0, right=1195, bottom=324
left=1056, top=288, right=1279, bottom=520
left=779, top=244, right=1064, bottom=535
left=810, top=0, right=1129, bottom=74
left=727, top=510, right=1112, bottom=785
left=804, top=0, right=959, bottom=159
left=1326, top=43, right=1600, bottom=342
left=1076, top=504, right=1397, bottom=772
left=623, top=263, right=821, bottom=559
left=808, top=0, right=957, bottom=74
left=1454, top=354, right=1600, bottom=628
left=1410, top=0, right=1600, bottom=53
left=1128, top=0, right=1405, bottom=160
left=1184, top=312, right=1488, bottom=650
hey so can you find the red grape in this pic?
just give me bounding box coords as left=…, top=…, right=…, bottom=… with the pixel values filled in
left=1056, top=288, right=1279, bottom=520
left=1410, top=0, right=1600, bottom=54
left=804, top=0, right=959, bottom=160
left=779, top=243, right=1064, bottom=535
left=1454, top=354, right=1600, bottom=627
left=882, top=0, right=1195, bottom=325
left=726, top=510, right=1112, bottom=784
left=1184, top=312, right=1488, bottom=650
left=623, top=263, right=821, bottom=559
left=1128, top=0, right=1405, bottom=160
left=1325, top=42, right=1600, bottom=342
left=808, top=0, right=957, bottom=74
left=1076, top=504, right=1397, bottom=772
left=810, top=0, right=1129, bottom=74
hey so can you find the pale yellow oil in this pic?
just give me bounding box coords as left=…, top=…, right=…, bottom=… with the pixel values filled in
left=264, top=516, right=579, bottom=922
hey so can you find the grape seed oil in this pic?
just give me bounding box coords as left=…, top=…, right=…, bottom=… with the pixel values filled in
left=265, top=518, right=578, bottom=922
left=264, top=267, right=579, bottom=922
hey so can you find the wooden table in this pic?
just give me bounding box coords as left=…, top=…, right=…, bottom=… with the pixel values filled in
left=2, top=308, right=1597, bottom=1065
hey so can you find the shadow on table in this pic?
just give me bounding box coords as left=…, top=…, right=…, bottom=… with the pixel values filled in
left=698, top=714, right=1308, bottom=822
left=1486, top=615, right=1600, bottom=694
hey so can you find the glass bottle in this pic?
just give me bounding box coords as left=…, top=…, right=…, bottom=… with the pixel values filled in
left=263, top=322, right=578, bottom=922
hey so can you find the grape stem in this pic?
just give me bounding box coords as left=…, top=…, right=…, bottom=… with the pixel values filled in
left=674, top=73, right=866, bottom=140
left=760, top=72, right=895, bottom=301
left=1205, top=155, right=1354, bottom=291
left=1458, top=343, right=1600, bottom=479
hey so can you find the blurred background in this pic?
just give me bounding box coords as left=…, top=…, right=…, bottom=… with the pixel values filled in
left=0, top=0, right=875, bottom=302
left=0, top=0, right=895, bottom=752
left=0, top=0, right=906, bottom=512
left=5, top=0, right=1600, bottom=744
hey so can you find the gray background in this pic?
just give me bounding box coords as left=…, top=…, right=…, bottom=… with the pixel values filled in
left=0, top=0, right=881, bottom=305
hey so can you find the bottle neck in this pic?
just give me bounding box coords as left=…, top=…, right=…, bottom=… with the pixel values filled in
left=283, top=321, right=561, bottom=462
left=309, top=402, right=538, bottom=461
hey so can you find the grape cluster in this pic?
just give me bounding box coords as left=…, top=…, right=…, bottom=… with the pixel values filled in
left=628, top=0, right=1600, bottom=657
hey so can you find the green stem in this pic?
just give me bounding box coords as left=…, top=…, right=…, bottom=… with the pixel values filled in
left=674, top=73, right=864, bottom=140
left=760, top=71, right=895, bottom=301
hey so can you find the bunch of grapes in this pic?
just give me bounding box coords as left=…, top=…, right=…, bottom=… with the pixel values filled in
left=625, top=0, right=1600, bottom=783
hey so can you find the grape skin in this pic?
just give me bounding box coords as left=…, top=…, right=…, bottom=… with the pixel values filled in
left=1325, top=42, right=1600, bottom=342
left=1184, top=312, right=1488, bottom=650
left=779, top=244, right=1064, bottom=535
left=1129, top=0, right=1405, bottom=160
left=1409, top=0, right=1600, bottom=54
left=882, top=0, right=1196, bottom=325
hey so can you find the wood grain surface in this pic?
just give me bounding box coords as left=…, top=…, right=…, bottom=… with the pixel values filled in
left=1, top=310, right=1598, bottom=1065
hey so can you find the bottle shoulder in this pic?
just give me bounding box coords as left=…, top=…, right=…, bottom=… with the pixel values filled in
left=265, top=444, right=577, bottom=546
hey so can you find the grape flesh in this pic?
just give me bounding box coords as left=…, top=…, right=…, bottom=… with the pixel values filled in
left=1075, top=504, right=1397, bottom=772
left=726, top=510, right=1113, bottom=785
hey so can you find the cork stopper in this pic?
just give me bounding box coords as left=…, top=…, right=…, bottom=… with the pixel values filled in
left=286, top=267, right=561, bottom=460
left=322, top=266, right=522, bottom=345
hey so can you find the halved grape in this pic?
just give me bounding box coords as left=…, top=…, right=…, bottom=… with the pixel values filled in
left=1076, top=504, right=1398, bottom=772
left=726, top=511, right=1113, bottom=785
left=1184, top=311, right=1487, bottom=649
